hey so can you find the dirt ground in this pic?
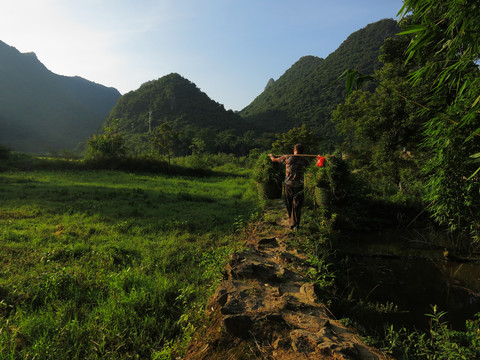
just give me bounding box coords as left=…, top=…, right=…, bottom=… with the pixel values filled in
left=183, top=200, right=393, bottom=360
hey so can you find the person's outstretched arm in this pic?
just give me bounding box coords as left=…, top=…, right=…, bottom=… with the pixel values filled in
left=269, top=154, right=283, bottom=162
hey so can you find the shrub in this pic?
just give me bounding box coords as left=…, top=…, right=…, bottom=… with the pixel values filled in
left=85, top=121, right=127, bottom=162
left=251, top=153, right=283, bottom=184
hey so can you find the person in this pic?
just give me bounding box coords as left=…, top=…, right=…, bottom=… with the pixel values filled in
left=269, top=144, right=314, bottom=231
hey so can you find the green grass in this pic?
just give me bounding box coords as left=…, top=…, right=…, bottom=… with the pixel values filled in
left=0, top=169, right=260, bottom=359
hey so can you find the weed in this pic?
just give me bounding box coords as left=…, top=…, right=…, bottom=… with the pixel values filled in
left=306, top=255, right=335, bottom=289
left=381, top=305, right=480, bottom=359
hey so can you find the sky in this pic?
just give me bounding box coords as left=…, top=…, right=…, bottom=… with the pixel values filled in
left=0, top=0, right=404, bottom=111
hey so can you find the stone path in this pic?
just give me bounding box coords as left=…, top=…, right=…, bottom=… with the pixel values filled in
left=183, top=200, right=392, bottom=359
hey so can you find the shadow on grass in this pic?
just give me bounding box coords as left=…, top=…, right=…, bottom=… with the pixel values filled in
left=0, top=171, right=258, bottom=234
left=3, top=155, right=247, bottom=178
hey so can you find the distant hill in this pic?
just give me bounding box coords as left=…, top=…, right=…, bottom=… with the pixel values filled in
left=105, top=73, right=248, bottom=154
left=0, top=40, right=121, bottom=153
left=239, top=19, right=401, bottom=142
left=101, top=19, right=401, bottom=156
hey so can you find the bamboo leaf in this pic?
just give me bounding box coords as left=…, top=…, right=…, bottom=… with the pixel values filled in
left=471, top=94, right=480, bottom=108
left=356, top=74, right=374, bottom=90
left=329, top=68, right=350, bottom=87
left=457, top=80, right=468, bottom=98
left=397, top=25, right=426, bottom=35
left=345, top=69, right=356, bottom=96
left=467, top=166, right=480, bottom=181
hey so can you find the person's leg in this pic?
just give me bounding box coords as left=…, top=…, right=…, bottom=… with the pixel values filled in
left=291, top=187, right=304, bottom=229
left=284, top=185, right=295, bottom=228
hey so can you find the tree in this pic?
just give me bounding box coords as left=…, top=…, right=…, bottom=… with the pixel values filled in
left=149, top=123, right=176, bottom=164
left=189, top=137, right=206, bottom=156
left=85, top=120, right=127, bottom=161
left=399, top=0, right=480, bottom=242
left=332, top=90, right=378, bottom=168
left=270, top=124, right=318, bottom=155
left=214, top=129, right=238, bottom=154
left=332, top=36, right=428, bottom=191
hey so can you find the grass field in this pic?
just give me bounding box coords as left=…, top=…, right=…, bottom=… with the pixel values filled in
left=0, top=169, right=260, bottom=359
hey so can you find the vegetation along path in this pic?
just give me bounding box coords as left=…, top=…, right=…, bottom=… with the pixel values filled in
left=184, top=200, right=391, bottom=360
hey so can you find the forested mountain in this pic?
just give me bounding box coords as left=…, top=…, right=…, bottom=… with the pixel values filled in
left=104, top=73, right=252, bottom=155
left=103, top=19, right=400, bottom=156
left=0, top=40, right=121, bottom=153
left=239, top=19, right=400, bottom=143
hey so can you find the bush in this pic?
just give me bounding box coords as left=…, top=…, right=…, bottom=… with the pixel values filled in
left=85, top=121, right=127, bottom=162
left=383, top=306, right=480, bottom=359
left=251, top=153, right=283, bottom=184
left=304, top=154, right=350, bottom=208
left=85, top=133, right=127, bottom=161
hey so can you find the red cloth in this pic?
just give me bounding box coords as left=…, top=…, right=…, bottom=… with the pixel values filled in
left=316, top=155, right=325, bottom=167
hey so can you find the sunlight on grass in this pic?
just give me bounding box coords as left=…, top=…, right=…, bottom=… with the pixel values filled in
left=0, top=169, right=260, bottom=359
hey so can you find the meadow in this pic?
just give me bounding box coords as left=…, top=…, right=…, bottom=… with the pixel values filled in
left=0, top=168, right=260, bottom=359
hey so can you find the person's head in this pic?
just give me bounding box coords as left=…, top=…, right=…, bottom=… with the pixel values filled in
left=293, top=143, right=304, bottom=154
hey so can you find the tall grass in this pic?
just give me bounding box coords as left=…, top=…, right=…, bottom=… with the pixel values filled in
left=0, top=169, right=260, bottom=359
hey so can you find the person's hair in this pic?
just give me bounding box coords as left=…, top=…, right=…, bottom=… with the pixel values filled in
left=294, top=143, right=304, bottom=154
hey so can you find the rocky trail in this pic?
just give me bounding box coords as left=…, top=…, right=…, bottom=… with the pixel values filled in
left=183, top=200, right=392, bottom=360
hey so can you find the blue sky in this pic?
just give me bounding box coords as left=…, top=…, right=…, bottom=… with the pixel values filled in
left=0, top=0, right=404, bottom=111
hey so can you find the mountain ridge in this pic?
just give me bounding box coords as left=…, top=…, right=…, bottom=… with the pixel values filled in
left=104, top=72, right=249, bottom=155
left=239, top=19, right=400, bottom=142
left=1, top=18, right=399, bottom=155
left=0, top=40, right=121, bottom=153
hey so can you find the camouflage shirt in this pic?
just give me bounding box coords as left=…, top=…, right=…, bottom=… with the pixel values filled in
left=278, top=155, right=310, bottom=187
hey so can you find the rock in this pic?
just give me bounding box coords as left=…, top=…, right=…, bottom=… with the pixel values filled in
left=214, top=287, right=229, bottom=307
left=228, top=261, right=280, bottom=283
left=272, top=336, right=289, bottom=350
left=278, top=252, right=296, bottom=264
left=283, top=312, right=328, bottom=332
left=299, top=283, right=318, bottom=303
left=183, top=201, right=393, bottom=360
left=257, top=237, right=279, bottom=248
left=220, top=297, right=245, bottom=315
left=222, top=315, right=253, bottom=339
left=290, top=329, right=318, bottom=352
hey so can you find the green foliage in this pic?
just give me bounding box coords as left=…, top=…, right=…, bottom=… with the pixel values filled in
left=0, top=168, right=259, bottom=359
left=270, top=124, right=318, bottom=155
left=85, top=120, right=127, bottom=162
left=103, top=73, right=256, bottom=157
left=332, top=29, right=430, bottom=202
left=149, top=123, right=177, bottom=163
left=305, top=155, right=348, bottom=196
left=305, top=166, right=329, bottom=189
left=240, top=19, right=400, bottom=142
left=303, top=155, right=350, bottom=216
left=189, top=137, right=207, bottom=156
left=398, top=1, right=480, bottom=95
left=306, top=255, right=335, bottom=289
left=251, top=153, right=283, bottom=184
left=383, top=306, right=480, bottom=359
left=398, top=0, right=480, bottom=242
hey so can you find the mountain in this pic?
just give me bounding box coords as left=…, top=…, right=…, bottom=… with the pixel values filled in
left=104, top=73, right=248, bottom=154
left=99, top=19, right=400, bottom=156
left=239, top=19, right=401, bottom=141
left=0, top=40, right=121, bottom=153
